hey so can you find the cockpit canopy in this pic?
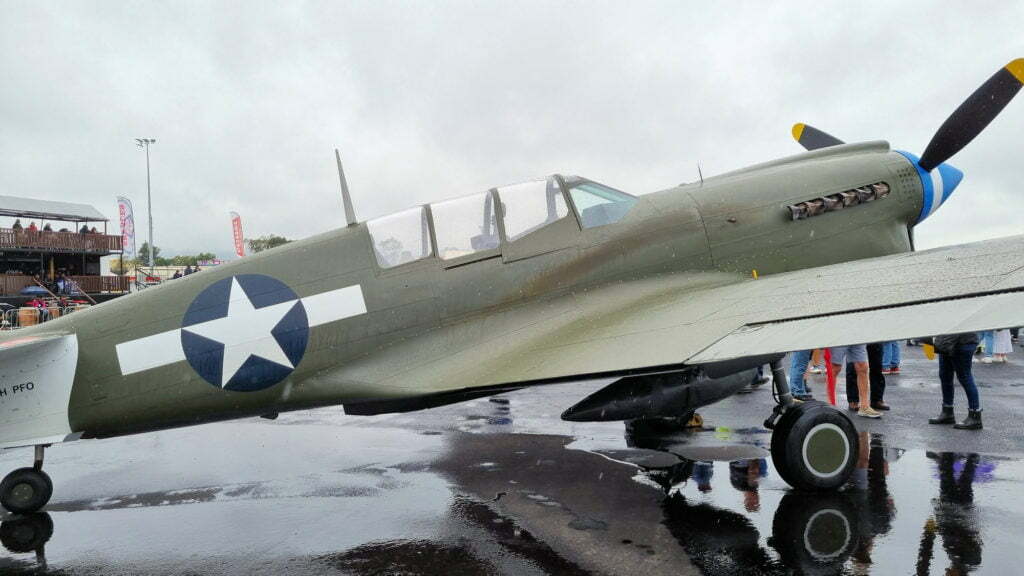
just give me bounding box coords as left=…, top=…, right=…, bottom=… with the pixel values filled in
left=367, top=175, right=636, bottom=269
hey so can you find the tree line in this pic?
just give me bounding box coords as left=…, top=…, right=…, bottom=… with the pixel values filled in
left=113, top=235, right=292, bottom=272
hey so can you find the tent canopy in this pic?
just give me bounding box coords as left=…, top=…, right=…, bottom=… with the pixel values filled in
left=0, top=195, right=108, bottom=223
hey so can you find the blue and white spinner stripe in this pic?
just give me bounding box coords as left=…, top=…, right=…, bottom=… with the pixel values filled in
left=895, top=150, right=963, bottom=224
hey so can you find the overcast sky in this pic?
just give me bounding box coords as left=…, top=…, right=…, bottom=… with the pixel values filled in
left=1, top=1, right=1022, bottom=258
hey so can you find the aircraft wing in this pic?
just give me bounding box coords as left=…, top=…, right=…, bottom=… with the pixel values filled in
left=339, top=234, right=1024, bottom=412
left=686, top=236, right=1024, bottom=362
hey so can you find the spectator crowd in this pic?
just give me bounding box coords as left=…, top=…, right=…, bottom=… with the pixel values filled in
left=785, top=328, right=1020, bottom=430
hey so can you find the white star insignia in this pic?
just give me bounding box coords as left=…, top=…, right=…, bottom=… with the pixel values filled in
left=182, top=277, right=299, bottom=387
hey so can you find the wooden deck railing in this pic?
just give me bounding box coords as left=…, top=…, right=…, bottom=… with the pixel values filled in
left=67, top=275, right=130, bottom=294
left=0, top=228, right=121, bottom=253
left=0, top=275, right=129, bottom=296
left=0, top=276, right=36, bottom=296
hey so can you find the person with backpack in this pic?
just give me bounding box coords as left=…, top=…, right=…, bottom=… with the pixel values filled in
left=928, top=332, right=982, bottom=430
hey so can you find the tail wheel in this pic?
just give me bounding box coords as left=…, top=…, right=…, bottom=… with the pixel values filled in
left=770, top=402, right=858, bottom=491
left=0, top=468, right=53, bottom=515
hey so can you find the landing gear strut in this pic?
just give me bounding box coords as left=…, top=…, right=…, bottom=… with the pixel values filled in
left=1, top=445, right=53, bottom=514
left=764, top=360, right=858, bottom=491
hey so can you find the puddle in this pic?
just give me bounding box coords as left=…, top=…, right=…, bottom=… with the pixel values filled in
left=2, top=375, right=1023, bottom=575
left=629, top=432, right=1024, bottom=575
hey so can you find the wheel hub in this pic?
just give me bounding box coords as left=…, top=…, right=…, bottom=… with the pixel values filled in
left=9, top=482, right=35, bottom=506
left=803, top=508, right=851, bottom=559
left=801, top=423, right=850, bottom=478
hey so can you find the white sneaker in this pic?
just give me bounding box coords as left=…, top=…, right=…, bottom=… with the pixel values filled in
left=858, top=407, right=882, bottom=419
left=981, top=357, right=993, bottom=364
left=808, top=365, right=823, bottom=374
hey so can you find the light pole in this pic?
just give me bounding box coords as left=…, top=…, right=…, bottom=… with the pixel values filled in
left=135, top=138, right=156, bottom=274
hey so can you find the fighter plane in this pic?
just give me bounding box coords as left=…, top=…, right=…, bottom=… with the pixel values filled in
left=1, top=59, right=1022, bottom=514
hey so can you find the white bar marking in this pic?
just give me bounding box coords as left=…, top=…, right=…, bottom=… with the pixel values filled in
left=303, top=284, right=367, bottom=327
left=116, top=328, right=185, bottom=375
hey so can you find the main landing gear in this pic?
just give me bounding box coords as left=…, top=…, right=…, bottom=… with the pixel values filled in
left=764, top=360, right=858, bottom=491
left=1, top=445, right=53, bottom=514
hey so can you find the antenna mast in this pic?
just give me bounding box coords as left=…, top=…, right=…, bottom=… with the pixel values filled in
left=335, top=149, right=358, bottom=227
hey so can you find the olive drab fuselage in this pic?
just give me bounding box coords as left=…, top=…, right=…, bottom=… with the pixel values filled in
left=3, top=142, right=922, bottom=440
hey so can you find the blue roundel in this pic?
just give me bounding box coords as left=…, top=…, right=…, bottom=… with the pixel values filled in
left=181, top=274, right=309, bottom=392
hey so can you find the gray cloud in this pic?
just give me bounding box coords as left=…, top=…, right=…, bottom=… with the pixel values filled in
left=1, top=1, right=1022, bottom=257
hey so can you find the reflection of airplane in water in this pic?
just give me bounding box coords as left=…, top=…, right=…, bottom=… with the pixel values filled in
left=0, top=395, right=999, bottom=575
left=628, top=429, right=868, bottom=574
left=627, top=426, right=992, bottom=575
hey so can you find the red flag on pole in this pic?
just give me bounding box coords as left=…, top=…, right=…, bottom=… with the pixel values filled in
left=824, top=348, right=836, bottom=406
left=230, top=212, right=245, bottom=258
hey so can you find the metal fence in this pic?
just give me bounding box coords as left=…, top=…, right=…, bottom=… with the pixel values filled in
left=0, top=304, right=93, bottom=330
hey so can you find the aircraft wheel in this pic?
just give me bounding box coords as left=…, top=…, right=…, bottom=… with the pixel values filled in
left=0, top=513, right=53, bottom=553
left=770, top=402, right=857, bottom=491
left=0, top=468, right=53, bottom=515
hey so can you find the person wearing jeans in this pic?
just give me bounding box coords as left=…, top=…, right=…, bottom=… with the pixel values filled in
left=979, top=331, right=995, bottom=363
left=788, top=350, right=813, bottom=400
left=928, top=332, right=982, bottom=430
left=881, top=341, right=901, bottom=373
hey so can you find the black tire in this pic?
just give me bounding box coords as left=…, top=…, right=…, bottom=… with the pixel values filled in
left=0, top=468, right=53, bottom=515
left=770, top=493, right=859, bottom=574
left=770, top=402, right=858, bottom=491
left=0, top=513, right=54, bottom=553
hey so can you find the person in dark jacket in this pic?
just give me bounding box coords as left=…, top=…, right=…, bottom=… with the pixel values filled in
left=928, top=332, right=982, bottom=429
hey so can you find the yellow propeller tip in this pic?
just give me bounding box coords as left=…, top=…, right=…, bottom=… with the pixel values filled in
left=1008, top=58, right=1024, bottom=83
left=792, top=123, right=805, bottom=142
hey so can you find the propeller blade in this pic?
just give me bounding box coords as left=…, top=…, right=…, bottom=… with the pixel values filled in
left=792, top=123, right=845, bottom=151
left=919, top=58, right=1024, bottom=171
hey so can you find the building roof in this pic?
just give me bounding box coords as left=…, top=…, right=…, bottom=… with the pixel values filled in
left=0, top=195, right=108, bottom=223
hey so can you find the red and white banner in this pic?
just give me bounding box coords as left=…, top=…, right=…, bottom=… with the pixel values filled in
left=116, top=196, right=137, bottom=259
left=230, top=211, right=245, bottom=258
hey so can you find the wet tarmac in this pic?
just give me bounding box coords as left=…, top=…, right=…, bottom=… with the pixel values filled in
left=2, top=344, right=1023, bottom=575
